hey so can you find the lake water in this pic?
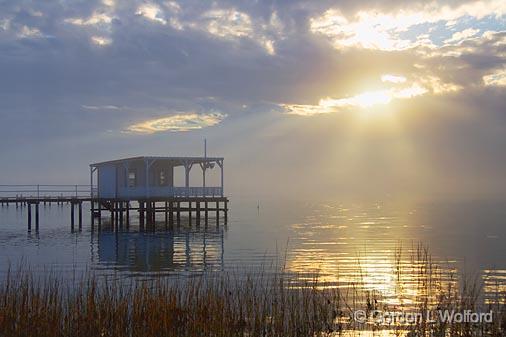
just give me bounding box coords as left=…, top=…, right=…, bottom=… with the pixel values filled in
left=1, top=197, right=505, bottom=308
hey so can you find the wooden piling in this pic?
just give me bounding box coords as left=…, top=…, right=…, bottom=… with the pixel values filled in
left=90, top=200, right=95, bottom=228
left=164, top=201, right=168, bottom=229
left=139, top=201, right=145, bottom=231
left=224, top=200, right=228, bottom=224
left=176, top=201, right=181, bottom=227
left=196, top=201, right=201, bottom=227
left=216, top=201, right=219, bottom=225
left=169, top=201, right=174, bottom=228
left=119, top=202, right=123, bottom=229
left=125, top=201, right=130, bottom=229
left=35, top=203, right=39, bottom=231
left=188, top=201, right=192, bottom=227
left=111, top=202, right=115, bottom=229
left=71, top=203, right=75, bottom=231
left=151, top=202, right=156, bottom=228
left=205, top=201, right=208, bottom=226
left=98, top=202, right=102, bottom=228
left=27, top=204, right=32, bottom=231
left=78, top=202, right=83, bottom=230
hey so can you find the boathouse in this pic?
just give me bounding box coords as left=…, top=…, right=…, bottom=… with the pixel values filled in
left=0, top=155, right=228, bottom=231
left=89, top=156, right=224, bottom=199
left=88, top=155, right=228, bottom=230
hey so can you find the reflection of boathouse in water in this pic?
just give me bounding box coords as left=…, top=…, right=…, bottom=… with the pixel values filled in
left=94, top=228, right=225, bottom=273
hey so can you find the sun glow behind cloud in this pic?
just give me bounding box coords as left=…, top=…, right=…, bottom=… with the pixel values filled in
left=282, top=77, right=432, bottom=116
left=126, top=112, right=226, bottom=134
left=381, top=74, right=407, bottom=83
left=309, top=1, right=506, bottom=51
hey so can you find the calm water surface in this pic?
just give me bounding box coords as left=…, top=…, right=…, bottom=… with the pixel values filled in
left=1, top=198, right=505, bottom=306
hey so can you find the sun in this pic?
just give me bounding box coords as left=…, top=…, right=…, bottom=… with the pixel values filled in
left=352, top=90, right=392, bottom=108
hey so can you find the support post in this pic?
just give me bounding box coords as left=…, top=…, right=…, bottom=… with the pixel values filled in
left=27, top=204, right=32, bottom=231
left=218, top=160, right=224, bottom=197
left=176, top=201, right=180, bottom=227
left=169, top=201, right=174, bottom=228
left=125, top=201, right=130, bottom=229
left=184, top=161, right=193, bottom=197
left=196, top=201, right=200, bottom=227
left=110, top=203, right=115, bottom=228
left=91, top=199, right=95, bottom=228
left=90, top=166, right=94, bottom=199
left=119, top=202, right=123, bottom=229
left=78, top=202, right=83, bottom=230
left=151, top=202, right=155, bottom=230
left=224, top=200, right=228, bottom=224
left=146, top=202, right=152, bottom=227
left=35, top=203, right=39, bottom=231
left=98, top=202, right=102, bottom=228
left=164, top=201, right=168, bottom=229
left=205, top=201, right=208, bottom=226
left=139, top=201, right=145, bottom=231
left=188, top=201, right=192, bottom=227
left=216, top=201, right=219, bottom=225
left=71, top=203, right=75, bottom=231
left=145, top=159, right=149, bottom=199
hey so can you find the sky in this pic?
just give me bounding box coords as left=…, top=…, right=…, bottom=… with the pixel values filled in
left=0, top=0, right=505, bottom=202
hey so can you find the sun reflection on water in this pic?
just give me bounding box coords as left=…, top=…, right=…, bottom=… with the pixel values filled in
left=284, top=202, right=486, bottom=310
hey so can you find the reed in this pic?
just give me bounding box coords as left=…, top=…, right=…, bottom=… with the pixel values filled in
left=0, top=245, right=505, bottom=336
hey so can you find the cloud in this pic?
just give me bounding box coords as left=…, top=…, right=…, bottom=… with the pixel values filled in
left=381, top=74, right=407, bottom=83
left=90, top=35, right=112, bottom=46
left=17, top=25, right=43, bottom=39
left=444, top=28, right=480, bottom=44
left=280, top=73, right=464, bottom=116
left=0, top=18, right=10, bottom=31
left=126, top=112, right=226, bottom=134
left=135, top=3, right=168, bottom=25
left=282, top=84, right=427, bottom=116
left=65, top=12, right=114, bottom=26
left=200, top=9, right=253, bottom=39
left=82, top=104, right=120, bottom=110
left=483, top=68, right=506, bottom=86
left=63, top=3, right=116, bottom=46
left=133, top=4, right=280, bottom=54
left=309, top=1, right=506, bottom=51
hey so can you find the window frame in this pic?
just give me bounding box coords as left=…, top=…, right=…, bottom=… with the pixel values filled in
left=127, top=168, right=137, bottom=188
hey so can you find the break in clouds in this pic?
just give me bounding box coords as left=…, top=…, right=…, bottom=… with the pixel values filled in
left=0, top=0, right=505, bottom=199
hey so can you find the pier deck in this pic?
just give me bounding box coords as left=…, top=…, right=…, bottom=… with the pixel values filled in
left=0, top=185, right=229, bottom=232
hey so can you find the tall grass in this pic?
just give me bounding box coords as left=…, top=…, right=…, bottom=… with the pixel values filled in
left=1, top=245, right=505, bottom=336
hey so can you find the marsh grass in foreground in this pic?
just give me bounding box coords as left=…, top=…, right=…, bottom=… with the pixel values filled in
left=1, top=246, right=505, bottom=337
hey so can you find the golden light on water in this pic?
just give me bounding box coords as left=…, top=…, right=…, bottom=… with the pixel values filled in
left=284, top=203, right=463, bottom=309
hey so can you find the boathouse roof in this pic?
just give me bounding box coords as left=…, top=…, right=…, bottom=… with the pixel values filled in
left=90, top=156, right=224, bottom=167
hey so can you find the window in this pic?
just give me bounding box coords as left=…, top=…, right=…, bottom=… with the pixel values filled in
left=159, top=169, right=166, bottom=186
left=128, top=169, right=137, bottom=187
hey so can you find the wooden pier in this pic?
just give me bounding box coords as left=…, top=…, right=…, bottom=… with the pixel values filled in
left=1, top=155, right=230, bottom=232
left=0, top=185, right=228, bottom=232
left=90, top=197, right=229, bottom=231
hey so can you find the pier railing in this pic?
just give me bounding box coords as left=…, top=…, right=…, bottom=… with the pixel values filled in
left=0, top=184, right=93, bottom=200
left=117, top=186, right=224, bottom=198
left=0, top=185, right=223, bottom=200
